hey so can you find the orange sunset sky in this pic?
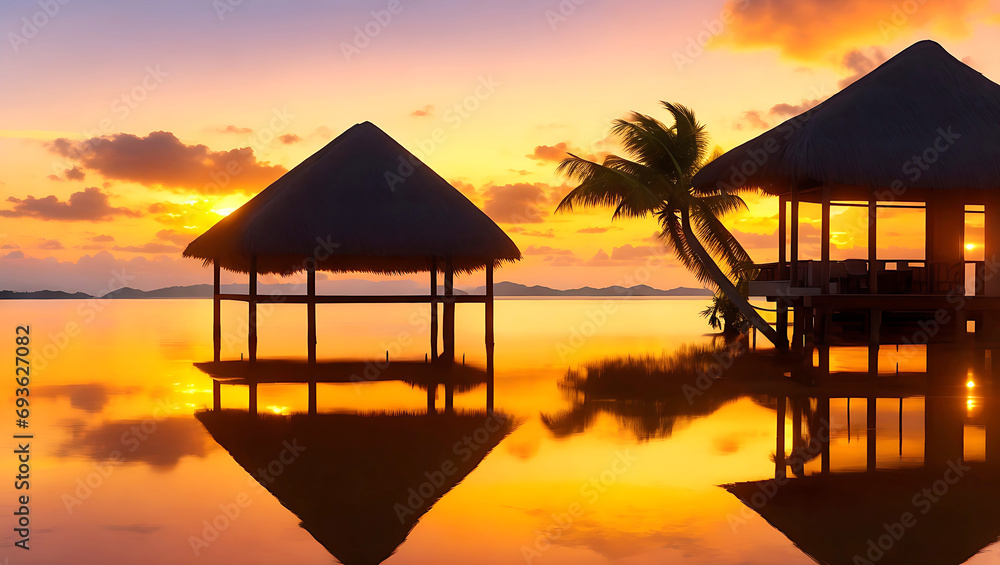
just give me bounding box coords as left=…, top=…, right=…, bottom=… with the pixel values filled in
left=1, top=0, right=999, bottom=294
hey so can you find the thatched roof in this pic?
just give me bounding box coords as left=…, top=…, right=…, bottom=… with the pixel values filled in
left=197, top=410, right=514, bottom=565
left=693, top=40, right=1000, bottom=195
left=184, top=121, right=521, bottom=275
left=725, top=468, right=1000, bottom=565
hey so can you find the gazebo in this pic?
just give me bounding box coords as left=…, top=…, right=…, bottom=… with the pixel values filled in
left=183, top=121, right=520, bottom=406
left=692, top=40, right=1000, bottom=347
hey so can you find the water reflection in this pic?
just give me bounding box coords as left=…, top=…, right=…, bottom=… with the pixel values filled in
left=196, top=364, right=514, bottom=564
left=546, top=340, right=1000, bottom=564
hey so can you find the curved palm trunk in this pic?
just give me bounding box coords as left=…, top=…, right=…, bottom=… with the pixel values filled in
left=681, top=208, right=786, bottom=350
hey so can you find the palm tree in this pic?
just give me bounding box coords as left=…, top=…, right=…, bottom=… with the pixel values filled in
left=555, top=102, right=783, bottom=348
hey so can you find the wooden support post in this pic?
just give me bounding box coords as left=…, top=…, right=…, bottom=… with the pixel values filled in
left=869, top=199, right=878, bottom=294
left=792, top=307, right=804, bottom=351
left=308, top=381, right=317, bottom=415
left=779, top=195, right=787, bottom=280
left=776, top=395, right=787, bottom=479
left=820, top=397, right=831, bottom=474
left=212, top=380, right=221, bottom=411
left=445, top=382, right=454, bottom=412
left=307, top=262, right=316, bottom=364
left=867, top=396, right=877, bottom=473
left=791, top=186, right=800, bottom=287
left=777, top=300, right=789, bottom=349
left=486, top=264, right=495, bottom=411
left=249, top=255, right=258, bottom=363
left=430, top=260, right=439, bottom=361
left=443, top=258, right=455, bottom=365
left=870, top=309, right=882, bottom=346
left=213, top=261, right=221, bottom=362
left=427, top=385, right=436, bottom=414
left=248, top=383, right=258, bottom=415
left=821, top=188, right=831, bottom=294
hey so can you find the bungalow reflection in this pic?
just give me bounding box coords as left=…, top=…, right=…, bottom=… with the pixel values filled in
left=543, top=340, right=1000, bottom=564
left=195, top=360, right=514, bottom=565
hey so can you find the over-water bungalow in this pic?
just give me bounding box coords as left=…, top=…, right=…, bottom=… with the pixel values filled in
left=693, top=40, right=1000, bottom=348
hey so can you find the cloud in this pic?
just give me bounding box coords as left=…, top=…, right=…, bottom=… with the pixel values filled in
left=610, top=244, right=660, bottom=260
left=39, top=239, right=64, bottom=250
left=734, top=110, right=770, bottom=130
left=508, top=169, right=532, bottom=176
left=47, top=131, right=286, bottom=195
left=411, top=105, right=434, bottom=117
left=0, top=187, right=141, bottom=221
left=277, top=134, right=302, bottom=144
left=58, top=417, right=212, bottom=468
left=113, top=242, right=182, bottom=253
left=155, top=229, right=194, bottom=246
left=769, top=98, right=825, bottom=119
left=837, top=47, right=887, bottom=88
left=91, top=234, right=115, bottom=242
left=523, top=245, right=574, bottom=256
left=527, top=142, right=573, bottom=163
left=102, top=524, right=161, bottom=535
left=5, top=250, right=24, bottom=259
left=65, top=166, right=85, bottom=181
left=715, top=0, right=989, bottom=61
left=577, top=227, right=618, bottom=234
left=482, top=183, right=556, bottom=224
left=219, top=125, right=253, bottom=134
left=1, top=244, right=19, bottom=249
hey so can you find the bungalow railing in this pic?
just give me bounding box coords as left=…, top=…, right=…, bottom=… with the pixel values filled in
left=752, top=260, right=981, bottom=295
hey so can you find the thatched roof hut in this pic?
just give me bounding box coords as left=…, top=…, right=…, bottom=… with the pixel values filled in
left=197, top=410, right=514, bottom=565
left=692, top=40, right=1000, bottom=195
left=184, top=121, right=520, bottom=275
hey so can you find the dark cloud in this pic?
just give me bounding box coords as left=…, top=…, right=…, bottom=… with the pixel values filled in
left=4, top=250, right=24, bottom=259
left=277, top=134, right=302, bottom=144
left=769, top=97, right=826, bottom=119
left=113, top=242, right=181, bottom=253
left=47, top=131, right=286, bottom=195
left=411, top=105, right=434, bottom=117
left=0, top=244, right=19, bottom=249
left=65, top=166, right=86, bottom=181
left=482, top=183, right=556, bottom=224
left=0, top=187, right=140, bottom=221
left=91, top=234, right=115, bottom=242
left=38, top=239, right=64, bottom=250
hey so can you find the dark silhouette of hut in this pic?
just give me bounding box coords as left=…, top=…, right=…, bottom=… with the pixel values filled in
left=692, top=40, right=1000, bottom=348
left=196, top=410, right=514, bottom=565
left=183, top=121, right=520, bottom=405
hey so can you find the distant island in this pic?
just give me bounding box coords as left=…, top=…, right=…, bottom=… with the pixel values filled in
left=0, top=281, right=712, bottom=299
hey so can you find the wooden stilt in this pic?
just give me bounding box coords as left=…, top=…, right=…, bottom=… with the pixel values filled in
left=249, top=255, right=258, bottom=363
left=821, top=187, right=831, bottom=294
left=486, top=264, right=495, bottom=411
left=307, top=261, right=316, bottom=363
left=430, top=260, right=438, bottom=361
left=443, top=258, right=455, bottom=365
left=820, top=397, right=831, bottom=475
left=445, top=382, right=454, bottom=412
left=248, top=383, right=258, bottom=415
left=790, top=185, right=800, bottom=287
left=213, top=261, right=221, bottom=362
left=308, top=381, right=317, bottom=415
left=869, top=199, right=878, bottom=293
left=427, top=385, right=436, bottom=413
left=867, top=396, right=877, bottom=472
left=776, top=395, right=787, bottom=479
left=212, top=380, right=221, bottom=411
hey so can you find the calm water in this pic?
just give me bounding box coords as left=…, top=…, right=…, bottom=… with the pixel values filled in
left=2, top=298, right=999, bottom=564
